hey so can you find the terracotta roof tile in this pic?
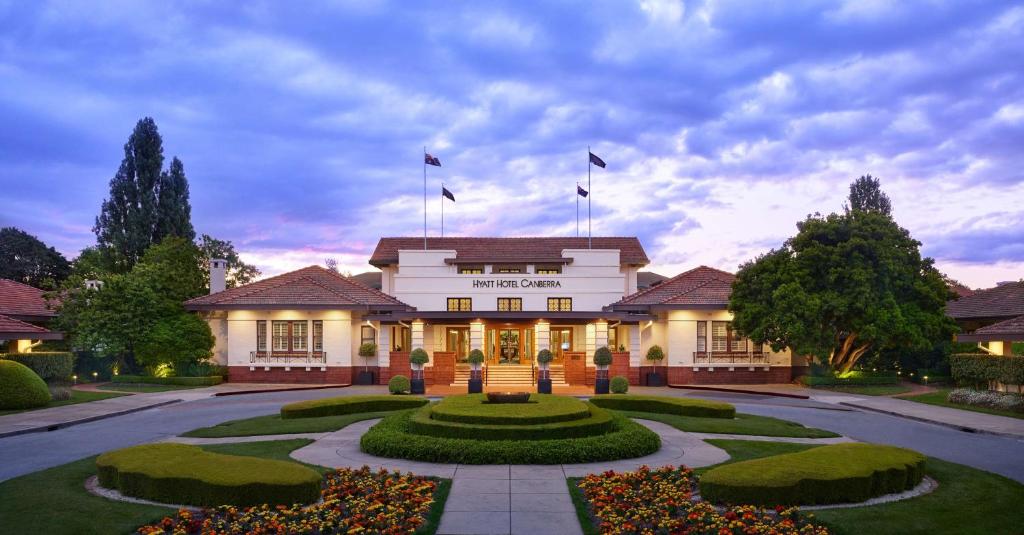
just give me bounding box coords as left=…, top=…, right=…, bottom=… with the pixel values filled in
left=369, top=237, right=649, bottom=266
left=612, top=266, right=736, bottom=308
left=184, top=266, right=410, bottom=309
left=974, top=314, right=1024, bottom=336
left=0, top=279, right=57, bottom=319
left=947, top=281, right=1024, bottom=320
left=0, top=314, right=51, bottom=335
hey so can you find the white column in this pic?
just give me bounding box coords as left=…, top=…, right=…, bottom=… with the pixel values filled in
left=470, top=321, right=484, bottom=351
left=411, top=321, right=425, bottom=350
left=595, top=320, right=609, bottom=351
left=535, top=322, right=550, bottom=352
left=629, top=324, right=641, bottom=367
left=586, top=323, right=596, bottom=363
left=377, top=324, right=391, bottom=368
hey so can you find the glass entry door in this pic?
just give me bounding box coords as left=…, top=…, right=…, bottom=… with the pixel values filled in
left=498, top=329, right=520, bottom=364
left=446, top=327, right=470, bottom=362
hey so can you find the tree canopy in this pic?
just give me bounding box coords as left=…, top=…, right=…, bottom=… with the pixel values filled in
left=0, top=227, right=70, bottom=287
left=845, top=174, right=892, bottom=216
left=729, top=178, right=954, bottom=373
left=197, top=234, right=260, bottom=289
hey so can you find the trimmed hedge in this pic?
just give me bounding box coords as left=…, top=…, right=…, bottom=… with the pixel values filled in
left=0, top=352, right=74, bottom=383
left=589, top=394, right=735, bottom=419
left=96, top=443, right=321, bottom=506
left=430, top=394, right=590, bottom=425
left=389, top=375, right=410, bottom=394
left=0, top=360, right=51, bottom=410
left=951, top=354, right=1024, bottom=387
left=408, top=402, right=615, bottom=440
left=360, top=409, right=660, bottom=464
left=610, top=376, right=629, bottom=394
left=699, top=443, right=926, bottom=506
left=111, top=375, right=223, bottom=386
left=281, top=394, right=428, bottom=419
left=799, top=373, right=899, bottom=386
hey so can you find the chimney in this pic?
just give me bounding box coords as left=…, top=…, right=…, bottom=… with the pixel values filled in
left=209, top=258, right=227, bottom=294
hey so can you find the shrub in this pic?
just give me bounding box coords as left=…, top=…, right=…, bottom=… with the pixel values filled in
left=0, top=360, right=51, bottom=410
left=389, top=375, right=411, bottom=394
left=948, top=388, right=1024, bottom=413
left=407, top=403, right=616, bottom=440
left=536, top=349, right=553, bottom=365
left=360, top=409, right=660, bottom=464
left=96, top=443, right=321, bottom=506
left=357, top=343, right=377, bottom=358
left=467, top=349, right=485, bottom=365
left=610, top=376, right=629, bottom=394
left=111, top=375, right=223, bottom=386
left=280, top=394, right=427, bottom=419
left=429, top=394, right=589, bottom=424
left=589, top=394, right=735, bottom=419
left=951, top=354, right=1024, bottom=387
left=645, top=345, right=665, bottom=362
left=593, top=346, right=613, bottom=367
left=0, top=352, right=75, bottom=383
left=49, top=385, right=72, bottom=401
left=409, top=348, right=429, bottom=366
left=699, top=443, right=926, bottom=505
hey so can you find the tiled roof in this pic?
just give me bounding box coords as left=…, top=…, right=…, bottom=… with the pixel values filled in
left=946, top=281, right=1024, bottom=320
left=369, top=237, right=649, bottom=267
left=611, top=266, right=736, bottom=308
left=974, top=314, right=1024, bottom=336
left=0, top=314, right=51, bottom=334
left=0, top=279, right=57, bottom=319
left=184, top=266, right=411, bottom=309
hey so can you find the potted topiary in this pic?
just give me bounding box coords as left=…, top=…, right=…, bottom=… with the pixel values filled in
left=645, top=345, right=665, bottom=387
left=409, top=348, right=429, bottom=395
left=356, top=343, right=377, bottom=385
left=536, top=349, right=553, bottom=394
left=467, top=348, right=485, bottom=394
left=593, top=346, right=613, bottom=394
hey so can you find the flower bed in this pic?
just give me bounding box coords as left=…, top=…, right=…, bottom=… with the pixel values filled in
left=429, top=393, right=590, bottom=425
left=137, top=466, right=443, bottom=534
left=589, top=394, right=735, bottom=419
left=575, top=465, right=829, bottom=534
left=280, top=394, right=428, bottom=419
left=948, top=388, right=1024, bottom=413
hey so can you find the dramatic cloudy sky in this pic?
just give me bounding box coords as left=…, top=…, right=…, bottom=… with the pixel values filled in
left=1, top=1, right=1022, bottom=288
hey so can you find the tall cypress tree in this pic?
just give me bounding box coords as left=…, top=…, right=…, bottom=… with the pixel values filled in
left=94, top=117, right=165, bottom=272
left=155, top=157, right=195, bottom=241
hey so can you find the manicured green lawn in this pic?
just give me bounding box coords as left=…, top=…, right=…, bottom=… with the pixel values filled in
left=0, top=389, right=129, bottom=416
left=901, top=388, right=1024, bottom=420
left=183, top=410, right=398, bottom=438
left=812, top=384, right=914, bottom=396
left=98, top=383, right=203, bottom=393
left=616, top=410, right=840, bottom=438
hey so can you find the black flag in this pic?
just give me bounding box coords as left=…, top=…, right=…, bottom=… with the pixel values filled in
left=589, top=152, right=606, bottom=168
left=577, top=185, right=588, bottom=197
left=425, top=153, right=441, bottom=166
left=442, top=186, right=455, bottom=202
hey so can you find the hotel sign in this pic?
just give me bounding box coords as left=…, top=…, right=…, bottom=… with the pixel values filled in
left=472, top=279, right=562, bottom=288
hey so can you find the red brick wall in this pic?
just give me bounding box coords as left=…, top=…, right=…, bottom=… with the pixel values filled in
left=667, top=366, right=794, bottom=385
left=228, top=366, right=352, bottom=384
left=563, top=352, right=587, bottom=385
left=429, top=351, right=456, bottom=386
left=610, top=352, right=639, bottom=385
left=638, top=365, right=668, bottom=385
left=381, top=352, right=411, bottom=385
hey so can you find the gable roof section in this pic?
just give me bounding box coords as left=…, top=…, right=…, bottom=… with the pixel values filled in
left=0, top=313, right=62, bottom=339
left=184, top=266, right=411, bottom=310
left=610, top=266, right=736, bottom=310
left=946, top=281, right=1024, bottom=320
left=957, top=314, right=1024, bottom=343
left=369, top=237, right=649, bottom=267
left=0, top=279, right=57, bottom=320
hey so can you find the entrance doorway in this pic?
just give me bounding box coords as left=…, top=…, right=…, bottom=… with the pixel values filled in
left=498, top=329, right=520, bottom=364
left=485, top=326, right=534, bottom=365
left=446, top=327, right=470, bottom=362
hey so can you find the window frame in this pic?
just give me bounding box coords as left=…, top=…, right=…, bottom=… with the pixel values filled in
left=547, top=297, right=572, bottom=312
left=360, top=325, right=376, bottom=347
left=256, top=320, right=267, bottom=352
left=458, top=266, right=484, bottom=274
left=271, top=320, right=308, bottom=353
left=447, top=297, right=472, bottom=311
left=535, top=264, right=562, bottom=274
left=312, top=320, right=323, bottom=352
left=696, top=321, right=707, bottom=353
left=497, top=297, right=522, bottom=312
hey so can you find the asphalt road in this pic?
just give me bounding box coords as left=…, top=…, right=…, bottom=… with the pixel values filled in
left=1, top=386, right=1022, bottom=484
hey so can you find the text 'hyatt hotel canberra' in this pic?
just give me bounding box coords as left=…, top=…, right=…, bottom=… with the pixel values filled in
left=185, top=237, right=806, bottom=386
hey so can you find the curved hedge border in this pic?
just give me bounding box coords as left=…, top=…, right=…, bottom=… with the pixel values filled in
left=430, top=394, right=590, bottom=425
left=0, top=352, right=74, bottom=383
left=96, top=443, right=322, bottom=506
left=699, top=443, right=926, bottom=505
left=281, top=394, right=428, bottom=419
left=112, top=375, right=223, bottom=386
left=361, top=409, right=661, bottom=464
left=951, top=354, right=1024, bottom=387
left=589, top=394, right=735, bottom=419
left=408, top=402, right=615, bottom=440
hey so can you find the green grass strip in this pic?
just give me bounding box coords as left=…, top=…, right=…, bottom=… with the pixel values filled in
left=617, top=410, right=839, bottom=438
left=183, top=411, right=397, bottom=438
left=589, top=394, right=735, bottom=418
left=280, top=394, right=428, bottom=419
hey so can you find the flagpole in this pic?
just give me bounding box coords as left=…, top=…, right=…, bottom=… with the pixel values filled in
left=441, top=183, right=445, bottom=239
left=587, top=146, right=592, bottom=249
left=576, top=182, right=579, bottom=238
left=423, top=146, right=427, bottom=250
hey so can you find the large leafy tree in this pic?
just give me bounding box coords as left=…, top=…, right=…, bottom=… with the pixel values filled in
left=197, top=234, right=260, bottom=288
left=729, top=181, right=954, bottom=374
left=845, top=174, right=892, bottom=216
left=0, top=227, right=70, bottom=287
left=94, top=117, right=195, bottom=272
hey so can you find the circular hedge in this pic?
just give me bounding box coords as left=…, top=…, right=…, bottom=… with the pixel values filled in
left=699, top=443, right=926, bottom=505
left=97, top=443, right=322, bottom=506
left=360, top=408, right=660, bottom=464
left=388, top=375, right=411, bottom=394
left=0, top=360, right=51, bottom=410
left=407, top=403, right=616, bottom=440
left=430, top=394, right=590, bottom=425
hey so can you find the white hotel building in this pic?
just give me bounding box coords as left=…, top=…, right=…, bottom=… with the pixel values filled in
left=185, top=237, right=803, bottom=386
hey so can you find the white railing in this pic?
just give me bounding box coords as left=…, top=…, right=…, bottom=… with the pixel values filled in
left=693, top=351, right=768, bottom=365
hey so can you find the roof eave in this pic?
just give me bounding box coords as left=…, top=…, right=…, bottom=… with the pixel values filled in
left=185, top=303, right=413, bottom=312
